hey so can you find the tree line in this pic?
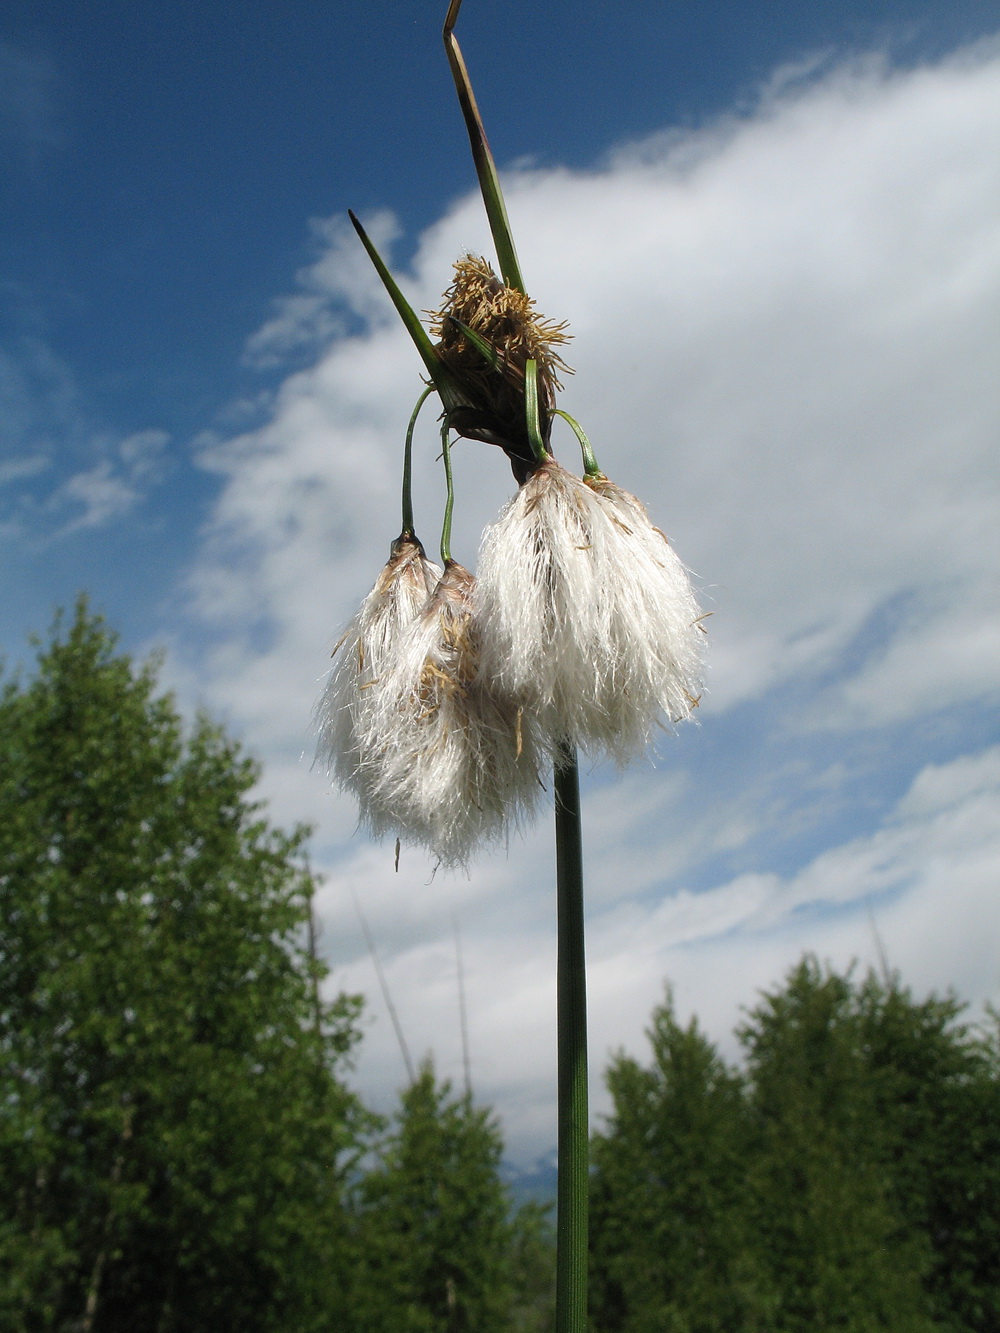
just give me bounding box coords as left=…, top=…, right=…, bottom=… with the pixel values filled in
left=2, top=606, right=998, bottom=1331
left=591, top=961, right=1000, bottom=1332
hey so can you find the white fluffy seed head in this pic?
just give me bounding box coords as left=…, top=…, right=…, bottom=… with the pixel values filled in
left=315, top=533, right=442, bottom=797
left=363, top=561, right=542, bottom=867
left=475, top=459, right=705, bottom=763
left=319, top=554, right=541, bottom=868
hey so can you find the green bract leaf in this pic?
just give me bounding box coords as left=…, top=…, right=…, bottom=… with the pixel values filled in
left=443, top=0, right=526, bottom=295
left=348, top=211, right=468, bottom=408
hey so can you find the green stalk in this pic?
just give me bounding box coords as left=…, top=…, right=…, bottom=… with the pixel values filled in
left=444, top=315, right=501, bottom=371
left=439, top=422, right=456, bottom=564
left=525, top=360, right=552, bottom=467
left=443, top=0, right=526, bottom=294
left=553, top=408, right=603, bottom=479
left=347, top=211, right=468, bottom=412
left=554, top=744, right=589, bottom=1333
left=402, top=386, right=435, bottom=536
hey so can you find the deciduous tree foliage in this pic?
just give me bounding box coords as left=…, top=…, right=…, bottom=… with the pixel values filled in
left=590, top=958, right=1000, bottom=1333
left=0, top=604, right=365, bottom=1332
left=0, top=604, right=554, bottom=1332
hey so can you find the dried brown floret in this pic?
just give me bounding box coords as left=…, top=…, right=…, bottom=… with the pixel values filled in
left=427, top=256, right=573, bottom=478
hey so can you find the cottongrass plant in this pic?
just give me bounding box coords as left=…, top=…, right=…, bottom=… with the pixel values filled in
left=318, top=3, right=706, bottom=1328
left=352, top=557, right=540, bottom=867
left=315, top=532, right=440, bottom=833
left=317, top=409, right=542, bottom=867
left=477, top=458, right=704, bottom=764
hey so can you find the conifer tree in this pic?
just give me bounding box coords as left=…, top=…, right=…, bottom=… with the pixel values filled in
left=852, top=970, right=1000, bottom=1330
left=740, top=959, right=937, bottom=1332
left=589, top=957, right=1000, bottom=1333
left=350, top=1061, right=519, bottom=1333
left=590, top=992, right=762, bottom=1332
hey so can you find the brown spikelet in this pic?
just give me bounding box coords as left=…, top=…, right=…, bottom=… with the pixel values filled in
left=431, top=255, right=572, bottom=388
left=428, top=256, right=573, bottom=479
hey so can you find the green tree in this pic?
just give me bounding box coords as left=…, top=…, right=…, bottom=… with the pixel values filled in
left=740, top=959, right=937, bottom=1332
left=589, top=990, right=762, bottom=1332
left=0, top=603, right=364, bottom=1332
left=590, top=958, right=1000, bottom=1333
left=852, top=971, right=1000, bottom=1331
left=350, top=1060, right=524, bottom=1333
left=506, top=1199, right=556, bottom=1333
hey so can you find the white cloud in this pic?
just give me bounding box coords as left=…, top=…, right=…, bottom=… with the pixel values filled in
left=242, top=213, right=403, bottom=369
left=316, top=744, right=1000, bottom=1159
left=52, top=430, right=170, bottom=534
left=56, top=463, right=139, bottom=531
left=1, top=333, right=171, bottom=539
left=0, top=454, right=49, bottom=486
left=174, top=43, right=1000, bottom=1159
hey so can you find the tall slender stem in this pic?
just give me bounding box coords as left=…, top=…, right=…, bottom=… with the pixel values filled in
left=402, top=386, right=435, bottom=536
left=439, top=423, right=456, bottom=564
left=554, top=743, right=588, bottom=1333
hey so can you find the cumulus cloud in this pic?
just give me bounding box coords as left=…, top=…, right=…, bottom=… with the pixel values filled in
left=175, top=42, right=1000, bottom=1158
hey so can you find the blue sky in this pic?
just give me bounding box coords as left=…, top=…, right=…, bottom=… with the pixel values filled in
left=3, top=1, right=999, bottom=1162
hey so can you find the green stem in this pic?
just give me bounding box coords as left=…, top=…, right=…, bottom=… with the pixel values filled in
left=525, top=360, right=552, bottom=467
left=402, top=386, right=435, bottom=535
left=439, top=422, right=455, bottom=564
left=554, top=744, right=588, bottom=1333
left=553, top=409, right=603, bottom=479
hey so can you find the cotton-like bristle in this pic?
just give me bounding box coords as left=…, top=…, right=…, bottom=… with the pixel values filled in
left=315, top=534, right=442, bottom=801
left=362, top=562, right=541, bottom=867
left=475, top=459, right=705, bottom=763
